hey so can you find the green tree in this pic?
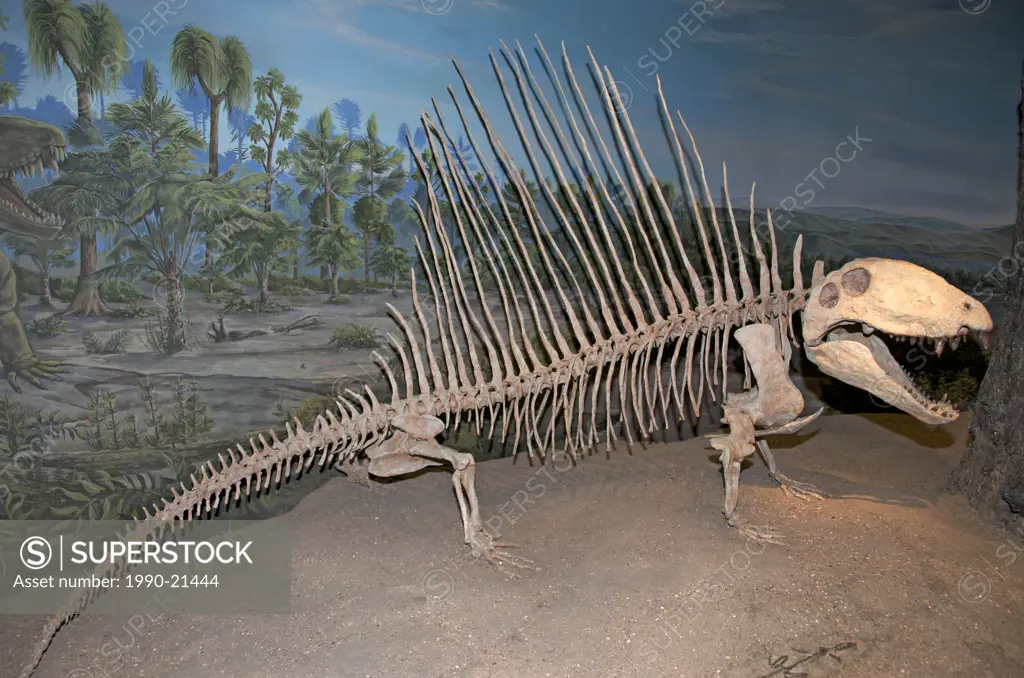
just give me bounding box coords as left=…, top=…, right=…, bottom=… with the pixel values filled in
left=352, top=194, right=388, bottom=280
left=217, top=210, right=300, bottom=308
left=274, top=183, right=304, bottom=279
left=247, top=68, right=301, bottom=212
left=370, top=244, right=411, bottom=294
left=291, top=109, right=362, bottom=281
left=23, top=0, right=127, bottom=317
left=303, top=199, right=360, bottom=297
left=355, top=112, right=406, bottom=280
left=170, top=26, right=252, bottom=177
left=387, top=197, right=419, bottom=249
left=170, top=26, right=252, bottom=270
left=2, top=233, right=74, bottom=309
left=97, top=58, right=248, bottom=353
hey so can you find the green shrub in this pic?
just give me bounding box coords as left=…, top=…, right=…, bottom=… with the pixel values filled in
left=110, top=300, right=154, bottom=318
left=270, top=277, right=308, bottom=295
left=323, top=294, right=351, bottom=305
left=100, top=280, right=142, bottom=303
left=51, top=277, right=76, bottom=302
left=202, top=288, right=242, bottom=304
left=82, top=330, right=133, bottom=354
left=222, top=294, right=292, bottom=315
left=26, top=315, right=68, bottom=337
left=299, top=274, right=325, bottom=292
left=329, top=324, right=379, bottom=349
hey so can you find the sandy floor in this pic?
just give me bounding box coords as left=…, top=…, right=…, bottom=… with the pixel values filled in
left=3, top=411, right=1023, bottom=677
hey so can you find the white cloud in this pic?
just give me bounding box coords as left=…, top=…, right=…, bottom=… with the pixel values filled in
left=299, top=0, right=448, bottom=62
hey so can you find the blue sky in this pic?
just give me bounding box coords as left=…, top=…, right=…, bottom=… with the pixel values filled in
left=3, top=0, right=1021, bottom=226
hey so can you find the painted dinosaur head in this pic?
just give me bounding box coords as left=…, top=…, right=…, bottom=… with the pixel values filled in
left=802, top=258, right=993, bottom=424
left=0, top=116, right=67, bottom=240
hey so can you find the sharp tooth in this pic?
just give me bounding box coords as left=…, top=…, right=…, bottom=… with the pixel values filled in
left=935, top=339, right=945, bottom=357
left=978, top=330, right=992, bottom=350
left=862, top=323, right=874, bottom=335
left=950, top=337, right=960, bottom=351
left=909, top=337, right=917, bottom=345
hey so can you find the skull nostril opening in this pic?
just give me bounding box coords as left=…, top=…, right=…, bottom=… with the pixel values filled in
left=963, top=301, right=973, bottom=311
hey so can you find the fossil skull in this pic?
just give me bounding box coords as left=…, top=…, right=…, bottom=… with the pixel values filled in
left=802, top=258, right=993, bottom=424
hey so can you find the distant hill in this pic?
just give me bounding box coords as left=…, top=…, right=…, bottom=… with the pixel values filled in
left=802, top=206, right=985, bottom=233
left=723, top=207, right=1014, bottom=275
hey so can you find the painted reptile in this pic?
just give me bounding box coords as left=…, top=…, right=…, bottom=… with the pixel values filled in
left=0, top=116, right=67, bottom=392
left=19, top=41, right=993, bottom=676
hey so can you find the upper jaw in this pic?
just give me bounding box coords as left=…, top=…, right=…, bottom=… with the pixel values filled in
left=0, top=116, right=68, bottom=176
left=807, top=319, right=992, bottom=355
left=0, top=174, right=65, bottom=240
left=0, top=144, right=66, bottom=177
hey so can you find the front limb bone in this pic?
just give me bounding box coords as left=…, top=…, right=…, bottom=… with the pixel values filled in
left=708, top=402, right=784, bottom=544
left=753, top=408, right=829, bottom=501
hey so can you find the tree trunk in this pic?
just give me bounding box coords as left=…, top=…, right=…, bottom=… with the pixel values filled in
left=60, top=61, right=106, bottom=317
left=205, top=96, right=224, bottom=270
left=320, top=176, right=331, bottom=282
left=62, top=232, right=110, bottom=317
left=947, top=69, right=1024, bottom=523
left=164, top=276, right=187, bottom=354
left=256, top=271, right=270, bottom=308
left=263, top=106, right=281, bottom=213
left=39, top=274, right=54, bottom=310
left=366, top=155, right=374, bottom=282
left=208, top=95, right=223, bottom=177
left=69, top=63, right=92, bottom=123
left=330, top=268, right=339, bottom=297
left=293, top=247, right=299, bottom=279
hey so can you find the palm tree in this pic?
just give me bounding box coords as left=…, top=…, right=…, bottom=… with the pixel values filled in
left=354, top=112, right=406, bottom=280
left=170, top=26, right=252, bottom=177
left=23, top=0, right=126, bottom=317
left=24, top=0, right=125, bottom=123
left=170, top=26, right=251, bottom=272
left=291, top=109, right=362, bottom=281
left=78, top=2, right=125, bottom=118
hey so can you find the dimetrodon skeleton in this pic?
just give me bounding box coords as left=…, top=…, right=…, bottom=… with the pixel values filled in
left=18, top=39, right=994, bottom=677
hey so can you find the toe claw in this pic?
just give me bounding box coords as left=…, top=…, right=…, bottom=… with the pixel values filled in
left=775, top=474, right=828, bottom=502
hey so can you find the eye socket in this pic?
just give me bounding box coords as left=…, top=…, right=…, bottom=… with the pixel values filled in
left=841, top=267, right=871, bottom=296
left=819, top=282, right=839, bottom=308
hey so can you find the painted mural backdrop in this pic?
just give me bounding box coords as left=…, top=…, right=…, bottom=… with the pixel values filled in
left=0, top=0, right=1017, bottom=522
